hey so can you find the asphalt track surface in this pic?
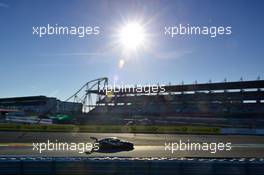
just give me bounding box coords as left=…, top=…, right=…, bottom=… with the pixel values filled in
left=0, top=132, right=264, bottom=158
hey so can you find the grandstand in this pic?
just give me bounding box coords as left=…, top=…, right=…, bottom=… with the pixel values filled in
left=86, top=80, right=264, bottom=125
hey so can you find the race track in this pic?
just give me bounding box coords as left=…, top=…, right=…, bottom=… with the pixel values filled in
left=0, top=132, right=263, bottom=158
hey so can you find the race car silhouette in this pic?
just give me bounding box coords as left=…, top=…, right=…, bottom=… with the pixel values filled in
left=86, top=137, right=134, bottom=154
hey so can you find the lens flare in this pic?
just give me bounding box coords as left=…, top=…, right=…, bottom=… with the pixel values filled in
left=118, top=22, right=146, bottom=51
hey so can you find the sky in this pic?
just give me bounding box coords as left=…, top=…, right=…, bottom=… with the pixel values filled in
left=0, top=0, right=264, bottom=100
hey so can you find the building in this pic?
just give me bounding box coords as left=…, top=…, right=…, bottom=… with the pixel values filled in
left=0, top=96, right=82, bottom=115
left=90, top=80, right=264, bottom=118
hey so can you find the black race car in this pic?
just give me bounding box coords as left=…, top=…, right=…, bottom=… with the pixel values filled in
left=87, top=137, right=134, bottom=154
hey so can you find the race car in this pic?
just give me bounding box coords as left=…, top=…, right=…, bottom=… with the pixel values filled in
left=86, top=137, right=134, bottom=154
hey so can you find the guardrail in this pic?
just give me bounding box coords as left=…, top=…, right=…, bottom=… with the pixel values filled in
left=0, top=123, right=221, bottom=134
left=0, top=157, right=263, bottom=175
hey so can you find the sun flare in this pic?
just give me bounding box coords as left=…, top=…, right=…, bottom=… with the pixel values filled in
left=118, top=22, right=146, bottom=51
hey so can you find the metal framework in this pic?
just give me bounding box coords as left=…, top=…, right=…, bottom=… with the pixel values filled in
left=65, top=77, right=108, bottom=112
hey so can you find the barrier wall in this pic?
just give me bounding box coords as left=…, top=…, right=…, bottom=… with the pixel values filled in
left=0, top=157, right=263, bottom=175
left=221, top=128, right=264, bottom=135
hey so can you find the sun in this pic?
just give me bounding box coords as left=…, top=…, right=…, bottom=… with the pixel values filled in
left=118, top=22, right=146, bottom=51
